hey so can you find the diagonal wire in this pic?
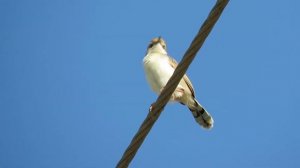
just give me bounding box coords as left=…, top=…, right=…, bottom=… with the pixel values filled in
left=116, top=0, right=229, bottom=167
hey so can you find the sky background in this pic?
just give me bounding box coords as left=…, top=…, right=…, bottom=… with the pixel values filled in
left=0, top=0, right=299, bottom=168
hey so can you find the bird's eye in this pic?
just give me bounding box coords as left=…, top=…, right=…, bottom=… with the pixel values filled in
left=162, top=44, right=166, bottom=49
left=148, top=43, right=154, bottom=48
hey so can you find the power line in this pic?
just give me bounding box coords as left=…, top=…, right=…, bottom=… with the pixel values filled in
left=116, top=0, right=230, bottom=167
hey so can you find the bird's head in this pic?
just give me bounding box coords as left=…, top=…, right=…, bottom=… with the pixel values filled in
left=147, top=36, right=167, bottom=54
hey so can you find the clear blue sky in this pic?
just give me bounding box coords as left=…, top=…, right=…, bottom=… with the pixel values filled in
left=0, top=0, right=299, bottom=167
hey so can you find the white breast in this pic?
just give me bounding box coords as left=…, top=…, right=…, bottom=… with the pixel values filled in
left=143, top=53, right=175, bottom=94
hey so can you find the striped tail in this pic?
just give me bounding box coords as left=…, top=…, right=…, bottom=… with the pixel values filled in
left=188, top=99, right=214, bottom=129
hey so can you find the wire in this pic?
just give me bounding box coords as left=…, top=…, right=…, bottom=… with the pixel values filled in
left=116, top=0, right=229, bottom=167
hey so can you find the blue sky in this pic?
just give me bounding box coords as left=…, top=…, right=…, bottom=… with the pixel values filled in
left=0, top=0, right=299, bottom=167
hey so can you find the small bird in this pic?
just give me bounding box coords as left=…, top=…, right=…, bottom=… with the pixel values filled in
left=143, top=37, right=214, bottom=129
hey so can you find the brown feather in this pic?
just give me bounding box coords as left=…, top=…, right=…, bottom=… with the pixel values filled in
left=168, top=57, right=196, bottom=98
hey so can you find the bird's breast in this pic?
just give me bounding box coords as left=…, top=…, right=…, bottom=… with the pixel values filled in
left=143, top=53, right=175, bottom=93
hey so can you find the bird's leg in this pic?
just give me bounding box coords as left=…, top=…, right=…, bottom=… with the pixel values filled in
left=172, top=87, right=185, bottom=101
left=158, top=87, right=184, bottom=100
left=149, top=87, right=184, bottom=112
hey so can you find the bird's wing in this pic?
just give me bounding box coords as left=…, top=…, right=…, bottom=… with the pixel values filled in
left=168, top=56, right=196, bottom=98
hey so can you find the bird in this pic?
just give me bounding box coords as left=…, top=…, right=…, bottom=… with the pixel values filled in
left=143, top=37, right=214, bottom=129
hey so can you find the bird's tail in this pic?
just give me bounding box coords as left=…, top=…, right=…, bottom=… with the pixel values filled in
left=188, top=98, right=214, bottom=129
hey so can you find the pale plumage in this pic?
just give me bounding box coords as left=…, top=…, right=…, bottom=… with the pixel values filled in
left=143, top=37, right=214, bottom=129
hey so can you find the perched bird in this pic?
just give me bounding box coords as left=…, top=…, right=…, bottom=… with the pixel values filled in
left=143, top=37, right=214, bottom=129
